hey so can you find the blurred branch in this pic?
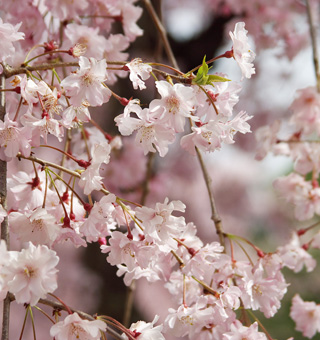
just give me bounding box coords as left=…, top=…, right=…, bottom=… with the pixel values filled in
left=306, top=0, right=320, bottom=92
left=142, top=0, right=179, bottom=69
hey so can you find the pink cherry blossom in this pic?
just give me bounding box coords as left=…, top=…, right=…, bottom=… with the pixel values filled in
left=60, top=56, right=111, bottom=107
left=277, top=233, right=316, bottom=273
left=4, top=242, right=59, bottom=305
left=150, top=81, right=197, bottom=133
left=9, top=208, right=60, bottom=246
left=255, top=120, right=281, bottom=160
left=229, top=22, right=255, bottom=80
left=115, top=99, right=176, bottom=157
left=273, top=173, right=320, bottom=221
left=239, top=263, right=288, bottom=318
left=45, top=0, right=88, bottom=21
left=62, top=102, right=91, bottom=128
left=135, top=198, right=186, bottom=250
left=79, top=194, right=117, bottom=242
left=0, top=18, right=24, bottom=62
left=0, top=115, right=31, bottom=161
left=223, top=320, right=267, bottom=340
left=290, top=294, right=320, bottom=338
left=50, top=312, right=107, bottom=340
left=126, top=58, right=152, bottom=90
left=78, top=141, right=111, bottom=195
left=181, top=122, right=223, bottom=155
left=7, top=168, right=46, bottom=211
left=289, top=86, right=320, bottom=136
left=64, top=23, right=108, bottom=60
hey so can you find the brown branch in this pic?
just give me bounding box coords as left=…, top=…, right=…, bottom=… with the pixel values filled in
left=195, top=147, right=225, bottom=247
left=0, top=74, right=10, bottom=340
left=142, top=0, right=179, bottom=70
left=1, top=61, right=127, bottom=79
left=17, top=153, right=81, bottom=179
left=306, top=0, right=320, bottom=92
left=143, top=0, right=225, bottom=247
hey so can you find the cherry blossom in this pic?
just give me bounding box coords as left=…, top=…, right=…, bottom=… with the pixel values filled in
left=3, top=242, right=59, bottom=305
left=289, top=86, right=320, bottom=136
left=0, top=18, right=24, bottom=62
left=79, top=194, right=117, bottom=242
left=290, top=294, right=320, bottom=338
left=223, top=321, right=267, bottom=340
left=239, top=263, right=288, bottom=318
left=0, top=115, right=31, bottom=161
left=126, top=58, right=152, bottom=90
left=60, top=56, right=111, bottom=107
left=115, top=99, right=176, bottom=157
left=63, top=23, right=108, bottom=60
left=50, top=312, right=107, bottom=340
left=125, top=315, right=165, bottom=340
left=44, top=0, right=88, bottom=21
left=9, top=208, right=60, bottom=246
left=78, top=141, right=112, bottom=195
left=277, top=232, right=316, bottom=273
left=149, top=81, right=197, bottom=133
left=229, top=22, right=256, bottom=80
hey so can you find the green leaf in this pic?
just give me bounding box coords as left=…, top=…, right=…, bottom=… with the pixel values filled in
left=192, top=56, right=230, bottom=86
left=207, top=74, right=231, bottom=84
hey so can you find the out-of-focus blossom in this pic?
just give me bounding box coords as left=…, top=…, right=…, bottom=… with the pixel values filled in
left=0, top=18, right=24, bottom=62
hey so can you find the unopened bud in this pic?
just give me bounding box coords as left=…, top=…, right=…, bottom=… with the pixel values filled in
left=84, top=203, right=93, bottom=213
left=224, top=50, right=234, bottom=58
left=98, top=237, right=107, bottom=246
left=44, top=40, right=58, bottom=52
left=120, top=97, right=130, bottom=106
left=77, top=159, right=91, bottom=169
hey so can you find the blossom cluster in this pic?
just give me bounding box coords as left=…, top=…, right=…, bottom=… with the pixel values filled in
left=0, top=0, right=319, bottom=339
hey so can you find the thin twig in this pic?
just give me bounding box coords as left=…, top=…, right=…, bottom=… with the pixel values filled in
left=306, top=0, right=320, bottom=92
left=17, top=153, right=81, bottom=179
left=142, top=0, right=179, bottom=70
left=195, top=148, right=225, bottom=247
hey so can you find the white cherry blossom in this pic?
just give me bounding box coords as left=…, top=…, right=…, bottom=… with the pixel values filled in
left=126, top=58, right=152, bottom=90
left=229, top=22, right=255, bottom=80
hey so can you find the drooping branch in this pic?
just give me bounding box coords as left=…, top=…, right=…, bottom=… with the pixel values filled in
left=0, top=74, right=10, bottom=340
left=142, top=0, right=225, bottom=247
left=6, top=293, right=124, bottom=340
